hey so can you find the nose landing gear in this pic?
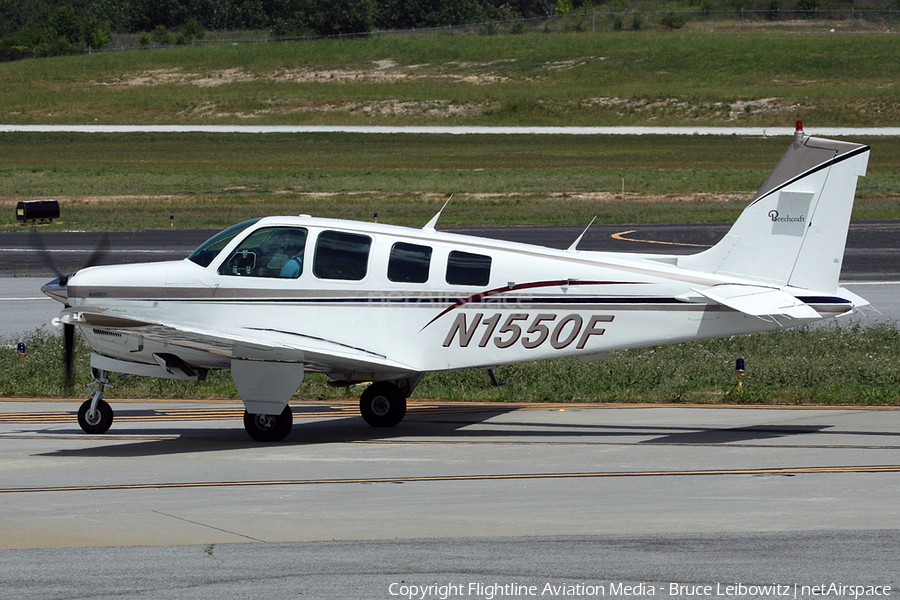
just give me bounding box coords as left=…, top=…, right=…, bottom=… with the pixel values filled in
left=77, top=368, right=115, bottom=434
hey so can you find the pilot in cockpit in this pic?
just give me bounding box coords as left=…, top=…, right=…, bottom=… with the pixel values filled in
left=274, top=234, right=304, bottom=278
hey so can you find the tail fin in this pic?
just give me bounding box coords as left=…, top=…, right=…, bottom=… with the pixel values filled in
left=678, top=123, right=869, bottom=293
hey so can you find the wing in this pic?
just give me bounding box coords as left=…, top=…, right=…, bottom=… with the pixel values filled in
left=60, top=306, right=417, bottom=380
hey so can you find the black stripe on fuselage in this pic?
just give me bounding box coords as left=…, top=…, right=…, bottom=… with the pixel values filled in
left=74, top=294, right=854, bottom=309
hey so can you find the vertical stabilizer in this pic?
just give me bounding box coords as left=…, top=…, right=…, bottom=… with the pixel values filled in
left=677, top=123, right=869, bottom=293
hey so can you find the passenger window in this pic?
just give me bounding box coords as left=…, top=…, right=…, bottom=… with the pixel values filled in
left=446, top=250, right=491, bottom=286
left=388, top=242, right=432, bottom=283
left=218, top=227, right=307, bottom=279
left=314, top=231, right=372, bottom=281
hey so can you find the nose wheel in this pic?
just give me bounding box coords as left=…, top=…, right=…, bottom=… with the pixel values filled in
left=77, top=368, right=115, bottom=434
left=77, top=397, right=114, bottom=434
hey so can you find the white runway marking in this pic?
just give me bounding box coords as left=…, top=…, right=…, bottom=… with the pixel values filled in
left=4, top=124, right=900, bottom=136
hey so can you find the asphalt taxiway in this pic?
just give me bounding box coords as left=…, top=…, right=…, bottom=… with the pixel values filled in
left=1, top=400, right=898, bottom=597
left=3, top=221, right=900, bottom=280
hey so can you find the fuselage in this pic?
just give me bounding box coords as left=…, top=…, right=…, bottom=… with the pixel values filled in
left=58, top=215, right=854, bottom=383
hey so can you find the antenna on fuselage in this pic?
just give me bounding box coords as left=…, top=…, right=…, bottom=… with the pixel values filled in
left=567, top=216, right=596, bottom=252
left=423, top=195, right=453, bottom=231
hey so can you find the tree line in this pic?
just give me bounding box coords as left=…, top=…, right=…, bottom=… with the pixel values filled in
left=2, top=0, right=565, bottom=53
left=1, top=0, right=896, bottom=58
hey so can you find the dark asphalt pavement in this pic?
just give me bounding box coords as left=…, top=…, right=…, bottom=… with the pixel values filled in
left=2, top=220, right=897, bottom=280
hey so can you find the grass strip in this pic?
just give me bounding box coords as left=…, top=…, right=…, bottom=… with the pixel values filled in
left=3, top=322, right=898, bottom=405
left=2, top=133, right=899, bottom=230
left=2, top=32, right=900, bottom=126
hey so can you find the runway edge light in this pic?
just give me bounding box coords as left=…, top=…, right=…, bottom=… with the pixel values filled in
left=735, top=358, right=746, bottom=392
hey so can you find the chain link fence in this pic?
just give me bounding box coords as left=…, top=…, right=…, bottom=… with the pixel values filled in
left=377, top=8, right=900, bottom=36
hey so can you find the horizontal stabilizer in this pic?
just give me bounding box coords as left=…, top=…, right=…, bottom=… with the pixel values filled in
left=835, top=286, right=870, bottom=311
left=692, top=285, right=820, bottom=320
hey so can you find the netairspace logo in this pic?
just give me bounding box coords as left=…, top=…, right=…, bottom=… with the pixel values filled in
left=387, top=581, right=894, bottom=600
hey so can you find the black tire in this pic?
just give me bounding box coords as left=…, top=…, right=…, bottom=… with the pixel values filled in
left=359, top=382, right=407, bottom=428
left=243, top=405, right=293, bottom=442
left=77, top=399, right=114, bottom=434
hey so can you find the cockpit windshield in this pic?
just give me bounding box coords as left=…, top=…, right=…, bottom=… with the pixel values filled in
left=187, top=218, right=262, bottom=268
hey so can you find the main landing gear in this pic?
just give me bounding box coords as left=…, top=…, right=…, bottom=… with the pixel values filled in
left=359, top=381, right=407, bottom=428
left=243, top=406, right=293, bottom=442
left=358, top=375, right=421, bottom=428
left=240, top=378, right=412, bottom=442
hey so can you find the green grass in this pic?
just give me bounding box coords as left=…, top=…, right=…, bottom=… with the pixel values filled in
left=4, top=322, right=899, bottom=404
left=421, top=322, right=900, bottom=405
left=3, top=30, right=899, bottom=231
left=2, top=133, right=899, bottom=230
left=2, top=31, right=900, bottom=126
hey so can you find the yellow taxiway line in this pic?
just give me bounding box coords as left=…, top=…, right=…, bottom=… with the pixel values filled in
left=3, top=465, right=899, bottom=495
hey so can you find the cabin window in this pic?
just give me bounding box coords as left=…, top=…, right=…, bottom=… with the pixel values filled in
left=314, top=231, right=372, bottom=281
left=217, top=227, right=308, bottom=278
left=388, top=242, right=432, bottom=284
left=446, top=250, right=491, bottom=286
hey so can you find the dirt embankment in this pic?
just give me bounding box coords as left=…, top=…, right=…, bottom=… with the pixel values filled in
left=94, top=58, right=803, bottom=121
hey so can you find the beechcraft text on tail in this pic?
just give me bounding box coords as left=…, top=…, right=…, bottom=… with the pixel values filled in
left=41, top=123, right=870, bottom=441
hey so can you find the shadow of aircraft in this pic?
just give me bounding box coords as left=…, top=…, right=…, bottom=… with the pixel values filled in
left=32, top=403, right=850, bottom=459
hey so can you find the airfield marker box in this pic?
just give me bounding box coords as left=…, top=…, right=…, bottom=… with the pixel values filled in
left=16, top=199, right=60, bottom=222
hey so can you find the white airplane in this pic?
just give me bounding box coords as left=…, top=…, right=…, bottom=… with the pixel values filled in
left=42, top=123, right=870, bottom=441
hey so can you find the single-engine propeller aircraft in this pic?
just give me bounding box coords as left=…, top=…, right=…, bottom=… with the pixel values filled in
left=42, top=123, right=870, bottom=441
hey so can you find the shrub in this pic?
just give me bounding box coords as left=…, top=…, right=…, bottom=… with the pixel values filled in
left=151, top=25, right=173, bottom=46
left=660, top=11, right=687, bottom=29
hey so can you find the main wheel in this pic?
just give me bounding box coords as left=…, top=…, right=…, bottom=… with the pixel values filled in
left=77, top=398, right=114, bottom=434
left=359, top=382, right=407, bottom=428
left=243, top=405, right=293, bottom=442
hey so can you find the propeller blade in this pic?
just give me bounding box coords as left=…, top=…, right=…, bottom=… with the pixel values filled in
left=30, top=230, right=109, bottom=393
left=28, top=229, right=65, bottom=282
left=83, top=233, right=110, bottom=271
left=31, top=231, right=110, bottom=284
left=63, top=323, right=75, bottom=394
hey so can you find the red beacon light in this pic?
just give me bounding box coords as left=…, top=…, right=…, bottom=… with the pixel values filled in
left=794, top=120, right=805, bottom=145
